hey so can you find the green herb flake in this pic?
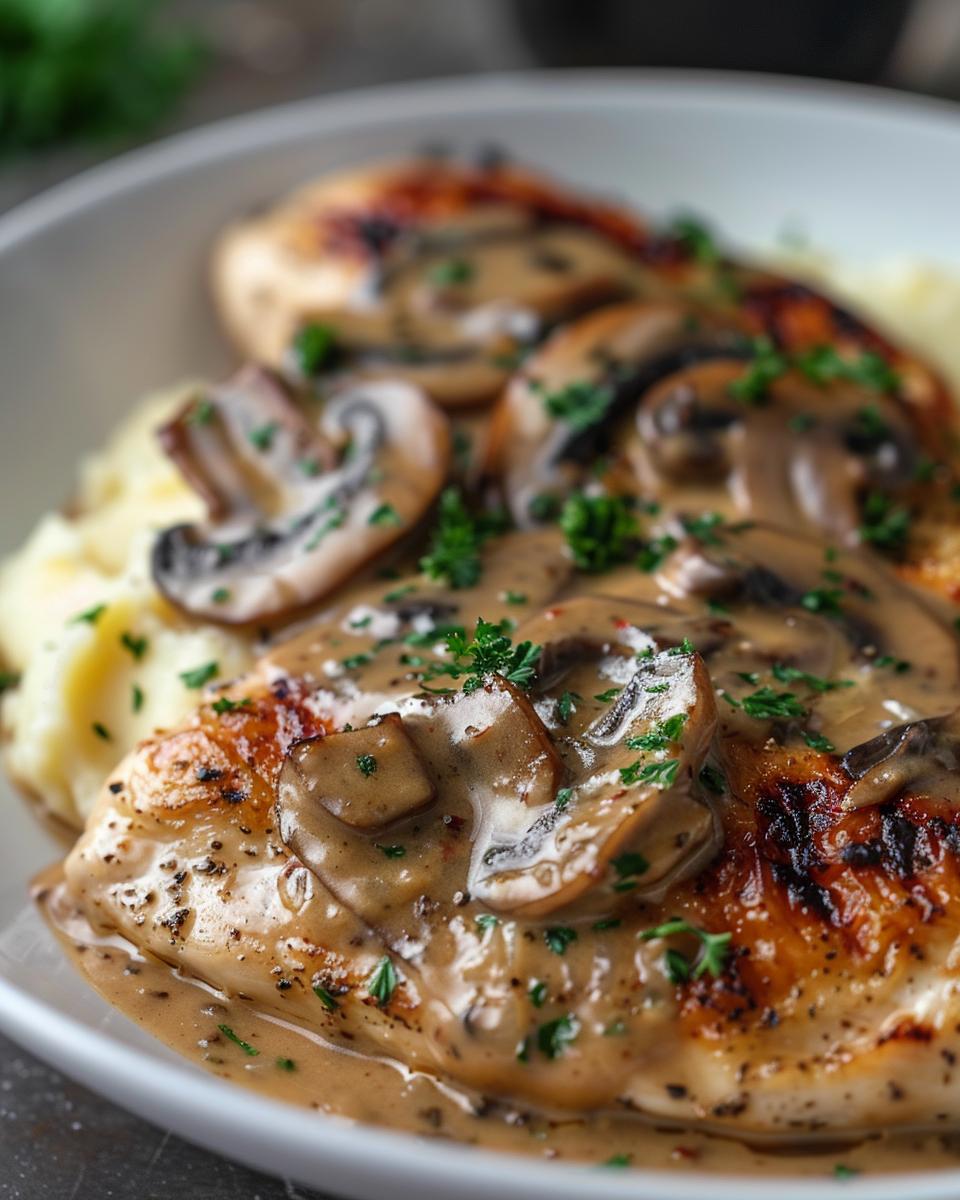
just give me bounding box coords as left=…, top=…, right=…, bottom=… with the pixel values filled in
left=637, top=533, right=678, bottom=573
left=699, top=763, right=727, bottom=794
left=356, top=754, right=377, bottom=778
left=592, top=918, right=621, bottom=932
left=771, top=664, right=853, bottom=693
left=179, top=661, right=218, bottom=689
left=502, top=590, right=528, bottom=606
left=429, top=258, right=474, bottom=287
left=312, top=985, right=339, bottom=1012
left=537, top=1013, right=580, bottom=1059
left=619, top=759, right=680, bottom=787
left=593, top=687, right=621, bottom=703
left=554, top=787, right=573, bottom=811
left=544, top=926, right=578, bottom=956
left=602, top=1153, right=632, bottom=1169
left=728, top=336, right=787, bottom=405
left=420, top=488, right=497, bottom=590
left=120, top=631, right=148, bottom=660
left=859, top=491, right=911, bottom=552
left=475, top=914, right=499, bottom=932
left=293, top=322, right=338, bottom=377
left=211, top=696, right=253, bottom=715
left=741, top=687, right=806, bottom=720
left=218, top=1024, right=259, bottom=1056
left=187, top=398, right=214, bottom=426
left=611, top=852, right=649, bottom=881
left=211, top=587, right=231, bottom=604
left=803, top=730, right=835, bottom=752
left=368, top=502, right=403, bottom=528
left=626, top=712, right=688, bottom=752
left=366, top=955, right=398, bottom=1007
left=91, top=721, right=111, bottom=741
left=680, top=512, right=726, bottom=545
left=70, top=603, right=107, bottom=625
left=554, top=690, right=580, bottom=725
left=131, top=683, right=144, bottom=713
left=833, top=1164, right=861, bottom=1180
left=423, top=618, right=540, bottom=695
left=800, top=586, right=844, bottom=615
left=640, top=919, right=732, bottom=979
left=529, top=980, right=548, bottom=1008
left=248, top=421, right=278, bottom=453
left=275, top=1056, right=296, bottom=1072
left=0, top=670, right=22, bottom=694
left=560, top=493, right=639, bottom=573
left=543, top=380, right=614, bottom=433
left=341, top=653, right=373, bottom=671
left=671, top=215, right=719, bottom=265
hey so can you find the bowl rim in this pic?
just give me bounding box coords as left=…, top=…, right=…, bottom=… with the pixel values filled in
left=2, top=68, right=960, bottom=1199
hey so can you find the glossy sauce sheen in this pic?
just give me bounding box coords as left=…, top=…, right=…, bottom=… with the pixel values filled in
left=33, top=158, right=960, bottom=1180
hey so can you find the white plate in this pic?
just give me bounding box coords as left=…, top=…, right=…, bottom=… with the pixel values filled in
left=2, top=70, right=960, bottom=1200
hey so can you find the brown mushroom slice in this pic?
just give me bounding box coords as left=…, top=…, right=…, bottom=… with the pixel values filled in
left=469, top=649, right=721, bottom=918
left=485, top=301, right=750, bottom=525
left=275, top=678, right=564, bottom=949
left=211, top=159, right=642, bottom=408
left=629, top=358, right=922, bottom=543
left=152, top=375, right=450, bottom=624
left=841, top=710, right=960, bottom=810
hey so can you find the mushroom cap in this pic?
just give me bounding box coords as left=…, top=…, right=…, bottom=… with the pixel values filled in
left=211, top=158, right=648, bottom=408
left=152, top=369, right=450, bottom=625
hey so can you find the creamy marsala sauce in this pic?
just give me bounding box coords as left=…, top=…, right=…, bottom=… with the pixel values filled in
left=29, top=156, right=960, bottom=1181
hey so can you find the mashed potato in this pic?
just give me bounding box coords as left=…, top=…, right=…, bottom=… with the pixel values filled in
left=2, top=257, right=959, bottom=828
left=0, top=385, right=255, bottom=825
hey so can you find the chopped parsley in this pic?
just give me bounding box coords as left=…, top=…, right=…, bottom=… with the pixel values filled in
left=248, top=421, right=278, bottom=452
left=859, top=491, right=911, bottom=552
left=211, top=696, right=252, bottom=715
left=796, top=344, right=899, bottom=393
left=800, top=586, right=844, bottom=615
left=120, top=631, right=148, bottom=660
left=179, top=661, right=218, bottom=689
left=626, top=712, right=687, bottom=751
left=740, top=687, right=806, bottom=720
left=131, top=683, right=144, bottom=713
left=728, top=336, right=787, bottom=405
left=560, top=493, right=639, bottom=573
left=187, top=398, right=214, bottom=426
left=636, top=532, right=678, bottom=572
left=366, top=956, right=398, bottom=1007
left=542, top=379, right=615, bottom=433
left=502, top=590, right=527, bottom=605
left=619, top=758, right=680, bottom=787
left=292, top=322, right=338, bottom=376
left=356, top=754, right=377, bottom=777
left=610, top=852, right=649, bottom=891
left=312, top=985, right=339, bottom=1012
left=640, top=918, right=732, bottom=979
left=803, top=730, right=835, bottom=752
left=368, top=502, right=403, bottom=527
left=211, top=586, right=231, bottom=605
left=0, top=670, right=21, bottom=694
left=602, top=1153, right=633, bottom=1169
left=554, top=787, right=573, bottom=811
left=70, top=602, right=107, bottom=625
left=217, top=1024, right=260, bottom=1056
left=475, top=914, right=499, bottom=932
left=593, top=918, right=621, bottom=933
left=544, top=926, right=577, bottom=956
left=771, top=664, right=853, bottom=693
left=680, top=512, right=726, bottom=545
left=91, top=721, right=111, bottom=741
left=422, top=618, right=540, bottom=695
left=275, top=1057, right=296, bottom=1072
left=699, top=763, right=727, bottom=794
left=671, top=215, right=719, bottom=265
left=554, top=690, right=580, bottom=725
left=375, top=843, right=405, bottom=858
left=537, top=1013, right=580, bottom=1059
left=593, top=687, right=621, bottom=703
left=528, top=492, right=562, bottom=522
left=833, top=1164, right=861, bottom=1181
left=341, top=653, right=373, bottom=670
left=428, top=258, right=474, bottom=286
left=529, top=980, right=548, bottom=1007
left=420, top=488, right=502, bottom=589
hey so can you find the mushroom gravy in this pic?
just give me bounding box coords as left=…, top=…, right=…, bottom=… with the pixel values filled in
left=25, top=154, right=960, bottom=1181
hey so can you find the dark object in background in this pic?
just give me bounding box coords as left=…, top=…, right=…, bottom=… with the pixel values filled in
left=513, top=0, right=909, bottom=82
left=0, top=0, right=204, bottom=154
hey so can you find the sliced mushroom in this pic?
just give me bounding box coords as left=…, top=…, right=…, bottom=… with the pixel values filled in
left=275, top=677, right=564, bottom=947
left=485, top=301, right=751, bottom=524
left=152, top=372, right=450, bottom=624
left=212, top=158, right=647, bottom=408
left=469, top=649, right=721, bottom=918
left=841, top=710, right=960, bottom=810
left=630, top=358, right=921, bottom=544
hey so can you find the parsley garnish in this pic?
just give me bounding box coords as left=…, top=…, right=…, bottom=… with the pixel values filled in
left=801, top=586, right=844, bottom=615
left=833, top=1164, right=860, bottom=1181
left=740, top=687, right=806, bottom=720
left=619, top=759, right=680, bottom=787
left=771, top=664, right=853, bottom=693
left=312, top=985, right=339, bottom=1012
left=368, top=502, right=402, bottom=527
left=680, top=512, right=726, bottom=544
left=375, top=843, right=405, bottom=858
left=356, top=754, right=377, bottom=777
left=529, top=980, right=548, bottom=1007
left=636, top=533, right=678, bottom=572
left=626, top=713, right=687, bottom=751
left=211, top=696, right=252, bottom=715
left=70, top=602, right=107, bottom=625
left=420, top=488, right=499, bottom=589
left=537, top=1013, right=580, bottom=1059
left=641, top=918, right=732, bottom=979
left=131, top=683, right=144, bottom=713
left=120, top=631, right=148, bottom=660
left=275, top=1057, right=296, bottom=1072
left=423, top=618, right=540, bottom=695
left=671, top=215, right=719, bottom=265
left=211, top=586, right=231, bottom=604
left=187, top=398, right=214, bottom=426
left=796, top=344, right=899, bottom=393
left=217, top=1024, right=259, bottom=1056
left=366, top=956, right=397, bottom=1007
left=699, top=763, right=727, bottom=794
left=593, top=687, right=621, bottom=703
left=859, top=491, right=910, bottom=552
left=475, top=914, right=499, bottom=932
left=728, top=336, right=786, bottom=404
left=179, top=661, right=218, bottom=689
left=0, top=670, right=21, bottom=694
left=544, top=926, right=577, bottom=956
left=429, top=258, right=474, bottom=286
left=593, top=918, right=621, bottom=932
left=341, top=653, right=373, bottom=670
left=91, top=721, right=111, bottom=741
left=560, top=493, right=639, bottom=572
left=502, top=590, right=527, bottom=605
left=602, top=1153, right=632, bottom=1169
left=248, top=421, right=278, bottom=452
left=542, top=380, right=614, bottom=433
left=292, top=322, right=337, bottom=376
left=610, top=853, right=649, bottom=890
left=554, top=690, right=579, bottom=724
left=803, top=730, right=835, bottom=752
left=554, top=787, right=573, bottom=811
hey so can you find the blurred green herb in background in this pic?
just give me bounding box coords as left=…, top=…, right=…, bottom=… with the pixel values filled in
left=0, top=0, right=205, bottom=154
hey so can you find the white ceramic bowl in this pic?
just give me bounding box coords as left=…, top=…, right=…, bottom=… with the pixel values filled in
left=2, top=70, right=960, bottom=1200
